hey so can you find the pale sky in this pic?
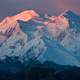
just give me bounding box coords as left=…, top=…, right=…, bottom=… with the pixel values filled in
left=0, top=0, right=80, bottom=20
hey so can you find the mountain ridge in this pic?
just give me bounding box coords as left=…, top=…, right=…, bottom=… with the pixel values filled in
left=0, top=10, right=80, bottom=67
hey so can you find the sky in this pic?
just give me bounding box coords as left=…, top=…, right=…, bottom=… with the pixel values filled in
left=0, top=0, right=80, bottom=20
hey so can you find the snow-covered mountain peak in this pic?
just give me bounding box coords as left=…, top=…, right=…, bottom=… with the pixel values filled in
left=0, top=10, right=39, bottom=44
left=0, top=10, right=39, bottom=34
left=0, top=17, right=20, bottom=32
left=0, top=10, right=80, bottom=67
left=12, top=10, right=39, bottom=22
left=43, top=15, right=69, bottom=39
left=60, top=10, right=72, bottom=16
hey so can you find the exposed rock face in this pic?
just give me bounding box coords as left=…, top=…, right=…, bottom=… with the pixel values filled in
left=0, top=10, right=80, bottom=67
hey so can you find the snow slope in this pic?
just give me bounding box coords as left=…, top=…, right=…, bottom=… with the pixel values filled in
left=0, top=10, right=80, bottom=67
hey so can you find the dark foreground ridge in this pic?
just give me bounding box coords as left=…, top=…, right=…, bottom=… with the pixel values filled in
left=0, top=59, right=80, bottom=80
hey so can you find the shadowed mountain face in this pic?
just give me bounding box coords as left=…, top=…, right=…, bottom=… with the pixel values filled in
left=63, top=10, right=80, bottom=31
left=0, top=60, right=80, bottom=80
left=0, top=10, right=80, bottom=80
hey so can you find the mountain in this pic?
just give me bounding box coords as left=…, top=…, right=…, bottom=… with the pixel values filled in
left=0, top=10, right=46, bottom=62
left=60, top=10, right=80, bottom=61
left=0, top=10, right=38, bottom=47
left=0, top=9, right=80, bottom=72
left=62, top=10, right=80, bottom=31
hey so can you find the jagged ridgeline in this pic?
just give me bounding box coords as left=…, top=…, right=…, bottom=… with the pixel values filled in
left=0, top=10, right=80, bottom=78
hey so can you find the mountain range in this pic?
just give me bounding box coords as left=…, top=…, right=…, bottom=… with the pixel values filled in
left=0, top=10, right=80, bottom=71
